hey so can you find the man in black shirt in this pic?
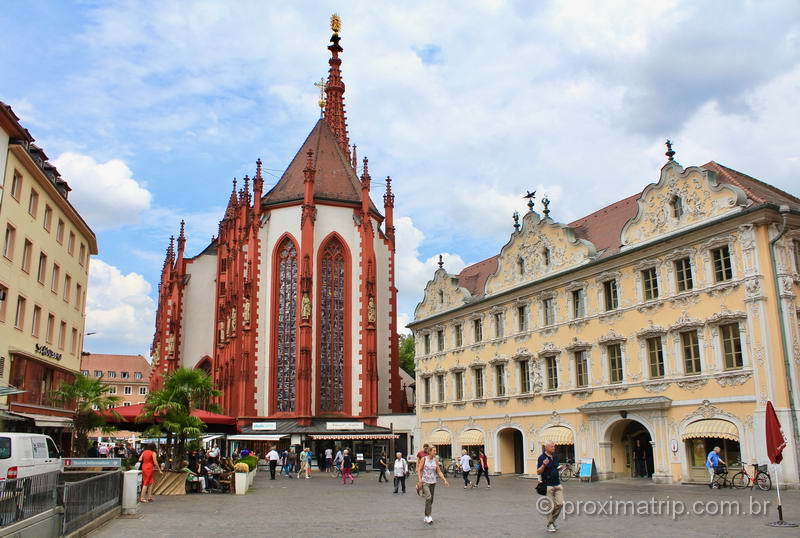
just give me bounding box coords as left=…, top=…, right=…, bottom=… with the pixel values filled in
left=537, top=441, right=564, bottom=533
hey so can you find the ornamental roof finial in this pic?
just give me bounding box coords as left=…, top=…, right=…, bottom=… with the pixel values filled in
left=523, top=190, right=536, bottom=212
left=665, top=139, right=676, bottom=162
left=438, top=254, right=444, bottom=270
left=324, top=13, right=350, bottom=160
left=541, top=194, right=551, bottom=218
left=178, top=219, right=186, bottom=241
left=256, top=158, right=262, bottom=178
left=512, top=211, right=520, bottom=231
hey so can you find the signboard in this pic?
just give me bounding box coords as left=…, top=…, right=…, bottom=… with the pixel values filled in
left=252, top=422, right=277, bottom=431
left=35, top=343, right=62, bottom=361
left=327, top=422, right=364, bottom=431
left=31, top=438, right=48, bottom=459
left=356, top=453, right=364, bottom=461
left=64, top=458, right=122, bottom=468
left=579, top=458, right=595, bottom=482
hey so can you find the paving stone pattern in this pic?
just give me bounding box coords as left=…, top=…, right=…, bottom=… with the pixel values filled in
left=91, top=472, right=800, bottom=537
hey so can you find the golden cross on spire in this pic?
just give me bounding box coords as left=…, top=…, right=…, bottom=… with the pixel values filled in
left=314, top=77, right=327, bottom=116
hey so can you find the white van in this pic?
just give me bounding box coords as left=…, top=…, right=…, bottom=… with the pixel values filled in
left=0, top=433, right=62, bottom=480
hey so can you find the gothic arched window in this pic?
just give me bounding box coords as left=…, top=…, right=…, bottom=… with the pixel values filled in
left=319, top=237, right=347, bottom=412
left=275, top=238, right=297, bottom=412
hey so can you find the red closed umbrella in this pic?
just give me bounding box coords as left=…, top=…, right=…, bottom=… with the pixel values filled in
left=765, top=401, right=787, bottom=464
left=765, top=401, right=796, bottom=528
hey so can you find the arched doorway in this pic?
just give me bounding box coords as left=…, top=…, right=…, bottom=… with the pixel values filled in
left=606, top=419, right=654, bottom=480
left=497, top=428, right=524, bottom=474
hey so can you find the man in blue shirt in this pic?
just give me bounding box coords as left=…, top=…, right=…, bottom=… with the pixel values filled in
left=537, top=441, right=563, bottom=533
left=706, top=446, right=725, bottom=488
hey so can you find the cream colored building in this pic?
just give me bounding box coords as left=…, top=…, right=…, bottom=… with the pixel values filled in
left=0, top=102, right=98, bottom=451
left=410, top=155, right=800, bottom=485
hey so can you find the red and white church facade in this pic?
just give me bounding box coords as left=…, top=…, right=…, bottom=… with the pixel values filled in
left=149, top=21, right=412, bottom=452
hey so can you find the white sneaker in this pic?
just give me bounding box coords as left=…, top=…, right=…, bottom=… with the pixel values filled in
left=547, top=523, right=556, bottom=533
left=425, top=516, right=433, bottom=524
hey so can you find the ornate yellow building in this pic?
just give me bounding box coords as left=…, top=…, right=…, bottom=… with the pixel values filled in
left=409, top=154, right=800, bottom=484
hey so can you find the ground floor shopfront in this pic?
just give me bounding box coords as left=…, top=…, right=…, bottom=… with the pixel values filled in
left=226, top=418, right=412, bottom=470
left=418, top=396, right=798, bottom=485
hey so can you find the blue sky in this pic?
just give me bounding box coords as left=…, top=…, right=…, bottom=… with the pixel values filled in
left=2, top=0, right=798, bottom=356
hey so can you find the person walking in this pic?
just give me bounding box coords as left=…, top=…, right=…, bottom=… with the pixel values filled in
left=416, top=445, right=449, bottom=525
left=286, top=448, right=297, bottom=478
left=267, top=445, right=280, bottom=480
left=138, top=443, right=162, bottom=503
left=706, top=446, right=725, bottom=488
left=537, top=441, right=564, bottom=533
left=341, top=449, right=355, bottom=484
left=377, top=451, right=389, bottom=483
left=459, top=449, right=474, bottom=489
left=392, top=451, right=408, bottom=493
left=325, top=446, right=334, bottom=472
left=475, top=450, right=491, bottom=488
left=298, top=447, right=308, bottom=479
left=415, top=443, right=429, bottom=464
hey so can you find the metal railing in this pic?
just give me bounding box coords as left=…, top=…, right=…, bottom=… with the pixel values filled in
left=0, top=471, right=59, bottom=526
left=58, top=471, right=121, bottom=535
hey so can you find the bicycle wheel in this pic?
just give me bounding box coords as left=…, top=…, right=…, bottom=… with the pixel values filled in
left=559, top=466, right=572, bottom=482
left=731, top=471, right=749, bottom=489
left=756, top=472, right=771, bottom=491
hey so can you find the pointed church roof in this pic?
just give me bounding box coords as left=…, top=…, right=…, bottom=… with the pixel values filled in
left=262, top=118, right=380, bottom=215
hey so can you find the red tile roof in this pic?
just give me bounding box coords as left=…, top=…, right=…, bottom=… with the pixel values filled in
left=262, top=119, right=380, bottom=214
left=453, top=162, right=796, bottom=298
left=80, top=354, right=151, bottom=376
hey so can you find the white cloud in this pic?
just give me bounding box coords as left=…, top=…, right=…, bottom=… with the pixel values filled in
left=394, top=215, right=466, bottom=323
left=85, top=259, right=155, bottom=355
left=53, top=152, right=152, bottom=230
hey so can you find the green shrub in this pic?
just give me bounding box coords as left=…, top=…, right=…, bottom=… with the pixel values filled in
left=239, top=455, right=258, bottom=471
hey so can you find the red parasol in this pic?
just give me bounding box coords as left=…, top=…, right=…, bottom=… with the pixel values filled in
left=103, top=403, right=235, bottom=426
left=765, top=401, right=787, bottom=464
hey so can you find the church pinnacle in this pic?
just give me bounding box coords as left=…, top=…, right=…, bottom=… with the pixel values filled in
left=323, top=13, right=351, bottom=161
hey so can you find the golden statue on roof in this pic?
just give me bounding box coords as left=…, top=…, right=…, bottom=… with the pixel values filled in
left=331, top=13, right=341, bottom=34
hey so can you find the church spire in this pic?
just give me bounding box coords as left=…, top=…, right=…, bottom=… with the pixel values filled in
left=323, top=13, right=350, bottom=161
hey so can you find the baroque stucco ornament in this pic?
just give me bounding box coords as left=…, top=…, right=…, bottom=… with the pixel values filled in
left=414, top=268, right=471, bottom=319
left=484, top=210, right=597, bottom=295
left=620, top=161, right=749, bottom=247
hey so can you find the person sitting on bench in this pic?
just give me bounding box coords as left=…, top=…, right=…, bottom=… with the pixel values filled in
left=181, top=460, right=209, bottom=493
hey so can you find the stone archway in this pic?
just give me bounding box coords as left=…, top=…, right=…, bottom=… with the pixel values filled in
left=599, top=417, right=657, bottom=481
left=497, top=427, right=524, bottom=474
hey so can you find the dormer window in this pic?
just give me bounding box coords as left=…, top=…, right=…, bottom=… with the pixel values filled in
left=543, top=248, right=551, bottom=266
left=671, top=195, right=684, bottom=218
left=517, top=257, right=525, bottom=276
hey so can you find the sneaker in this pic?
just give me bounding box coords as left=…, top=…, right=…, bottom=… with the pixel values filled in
left=427, top=517, right=434, bottom=525
left=547, top=523, right=556, bottom=533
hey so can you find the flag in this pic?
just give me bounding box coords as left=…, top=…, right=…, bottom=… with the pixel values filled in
left=766, top=401, right=787, bottom=464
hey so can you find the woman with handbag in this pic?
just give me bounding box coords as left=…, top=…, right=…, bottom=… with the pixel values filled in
left=475, top=450, right=491, bottom=488
left=138, top=443, right=162, bottom=503
left=392, top=451, right=408, bottom=493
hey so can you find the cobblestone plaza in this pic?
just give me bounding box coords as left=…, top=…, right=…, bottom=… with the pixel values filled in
left=93, top=472, right=800, bottom=537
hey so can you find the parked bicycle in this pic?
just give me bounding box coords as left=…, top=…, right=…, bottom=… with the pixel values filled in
left=559, top=459, right=580, bottom=482
left=731, top=462, right=771, bottom=491
left=443, top=458, right=461, bottom=477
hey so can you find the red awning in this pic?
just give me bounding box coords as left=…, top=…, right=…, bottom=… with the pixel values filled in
left=103, top=403, right=235, bottom=426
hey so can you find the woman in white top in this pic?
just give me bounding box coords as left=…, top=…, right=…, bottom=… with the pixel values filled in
left=459, top=448, right=475, bottom=489
left=392, top=451, right=409, bottom=494
left=416, top=445, right=449, bottom=525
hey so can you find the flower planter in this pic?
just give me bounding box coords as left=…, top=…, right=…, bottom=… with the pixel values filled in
left=235, top=468, right=257, bottom=494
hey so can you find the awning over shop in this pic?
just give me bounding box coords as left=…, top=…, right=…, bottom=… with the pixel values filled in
left=0, top=411, right=27, bottom=421
left=227, top=435, right=287, bottom=442
left=311, top=434, right=399, bottom=440
left=459, top=429, right=484, bottom=445
left=428, top=430, right=452, bottom=445
left=539, top=426, right=574, bottom=445
left=0, top=384, right=25, bottom=397
left=682, top=419, right=739, bottom=442
left=10, top=412, right=72, bottom=428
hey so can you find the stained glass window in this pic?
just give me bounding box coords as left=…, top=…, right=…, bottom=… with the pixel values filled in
left=319, top=238, right=346, bottom=412
left=275, top=238, right=297, bottom=412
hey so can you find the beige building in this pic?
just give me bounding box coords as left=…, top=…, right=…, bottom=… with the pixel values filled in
left=0, top=102, right=98, bottom=451
left=409, top=154, right=800, bottom=485
left=80, top=354, right=151, bottom=407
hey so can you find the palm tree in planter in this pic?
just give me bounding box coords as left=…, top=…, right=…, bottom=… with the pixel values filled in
left=140, top=368, right=222, bottom=468
left=52, top=374, right=122, bottom=457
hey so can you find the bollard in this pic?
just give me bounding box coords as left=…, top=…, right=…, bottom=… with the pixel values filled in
left=122, top=470, right=141, bottom=515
